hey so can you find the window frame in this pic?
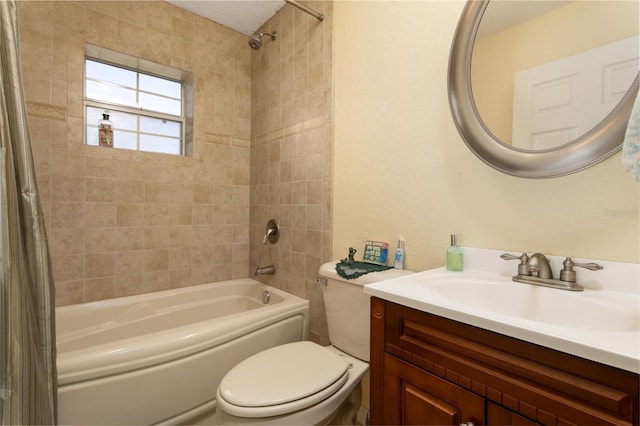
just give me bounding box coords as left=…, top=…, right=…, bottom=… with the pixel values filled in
left=83, top=48, right=188, bottom=156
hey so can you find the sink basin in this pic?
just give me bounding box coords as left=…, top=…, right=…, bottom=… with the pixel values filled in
left=421, top=273, right=639, bottom=332
left=363, top=247, right=640, bottom=373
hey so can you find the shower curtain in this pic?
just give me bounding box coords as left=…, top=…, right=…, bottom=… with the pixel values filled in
left=0, top=0, right=58, bottom=424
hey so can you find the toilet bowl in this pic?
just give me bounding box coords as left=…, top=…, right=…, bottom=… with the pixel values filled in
left=215, top=343, right=368, bottom=425
left=214, top=261, right=413, bottom=425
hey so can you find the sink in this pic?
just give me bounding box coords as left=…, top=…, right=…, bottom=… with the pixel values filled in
left=363, top=247, right=640, bottom=373
left=423, top=273, right=639, bottom=332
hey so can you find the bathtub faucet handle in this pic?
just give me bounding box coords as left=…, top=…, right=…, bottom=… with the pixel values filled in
left=263, top=228, right=275, bottom=244
left=263, top=219, right=280, bottom=245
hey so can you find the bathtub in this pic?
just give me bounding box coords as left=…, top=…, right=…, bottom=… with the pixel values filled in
left=56, top=279, right=309, bottom=425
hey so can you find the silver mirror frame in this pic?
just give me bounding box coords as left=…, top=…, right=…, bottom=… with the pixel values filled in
left=448, top=0, right=639, bottom=179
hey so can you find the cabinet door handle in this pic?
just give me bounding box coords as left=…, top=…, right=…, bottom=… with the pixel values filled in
left=459, top=423, right=475, bottom=426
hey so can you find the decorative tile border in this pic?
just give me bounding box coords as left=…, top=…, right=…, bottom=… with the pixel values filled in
left=26, top=102, right=66, bottom=121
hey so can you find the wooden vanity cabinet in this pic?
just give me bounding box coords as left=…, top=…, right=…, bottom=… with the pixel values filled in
left=370, top=298, right=639, bottom=426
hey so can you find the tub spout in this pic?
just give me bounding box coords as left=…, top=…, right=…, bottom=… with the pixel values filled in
left=255, top=265, right=276, bottom=276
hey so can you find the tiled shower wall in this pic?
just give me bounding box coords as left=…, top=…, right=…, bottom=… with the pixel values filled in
left=17, top=1, right=252, bottom=305
left=17, top=0, right=333, bottom=343
left=249, top=2, right=333, bottom=344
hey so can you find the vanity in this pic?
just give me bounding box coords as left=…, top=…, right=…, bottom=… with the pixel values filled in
left=365, top=248, right=639, bottom=425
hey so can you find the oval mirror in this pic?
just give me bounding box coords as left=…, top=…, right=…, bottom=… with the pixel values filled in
left=448, top=0, right=639, bottom=178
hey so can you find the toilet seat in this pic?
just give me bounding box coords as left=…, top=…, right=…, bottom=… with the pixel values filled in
left=216, top=341, right=350, bottom=418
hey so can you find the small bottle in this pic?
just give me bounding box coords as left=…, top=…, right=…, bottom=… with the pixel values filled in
left=394, top=239, right=405, bottom=269
left=98, top=112, right=113, bottom=147
left=446, top=234, right=463, bottom=271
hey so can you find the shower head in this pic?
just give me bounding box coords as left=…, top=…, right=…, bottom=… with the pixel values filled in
left=248, top=31, right=277, bottom=50
left=248, top=35, right=262, bottom=50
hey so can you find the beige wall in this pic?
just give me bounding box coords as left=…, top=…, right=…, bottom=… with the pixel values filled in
left=18, top=1, right=252, bottom=305
left=333, top=1, right=640, bottom=274
left=249, top=2, right=333, bottom=344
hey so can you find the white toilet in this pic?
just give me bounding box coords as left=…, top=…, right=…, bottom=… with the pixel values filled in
left=214, top=261, right=413, bottom=425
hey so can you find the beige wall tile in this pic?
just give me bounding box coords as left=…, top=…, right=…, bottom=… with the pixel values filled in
left=250, top=1, right=333, bottom=344
left=191, top=266, right=213, bottom=285
left=86, top=203, right=117, bottom=227
left=19, top=0, right=331, bottom=331
left=85, top=253, right=115, bottom=279
left=85, top=277, right=115, bottom=302
left=51, top=202, right=84, bottom=229
left=85, top=227, right=116, bottom=253
left=144, top=204, right=171, bottom=226
left=170, top=204, right=192, bottom=225
left=55, top=280, right=85, bottom=306
left=213, top=264, right=232, bottom=282
left=52, top=176, right=85, bottom=202
left=116, top=251, right=143, bottom=276
left=191, top=246, right=213, bottom=269
left=169, top=226, right=191, bottom=248
left=86, top=157, right=117, bottom=178
left=115, top=273, right=144, bottom=297
left=169, top=269, right=191, bottom=288
left=19, top=0, right=251, bottom=305
left=193, top=183, right=214, bottom=204
left=192, top=204, right=213, bottom=225
left=52, top=151, right=85, bottom=177
left=86, top=178, right=116, bottom=202
left=147, top=4, right=172, bottom=36
left=116, top=180, right=145, bottom=203
left=169, top=247, right=191, bottom=270
left=52, top=254, right=84, bottom=282
left=144, top=249, right=169, bottom=272
left=144, top=226, right=170, bottom=249
left=49, top=228, right=85, bottom=257
left=115, top=227, right=144, bottom=251
left=117, top=203, right=144, bottom=227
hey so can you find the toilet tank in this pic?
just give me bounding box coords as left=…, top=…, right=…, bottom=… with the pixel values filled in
left=318, top=261, right=413, bottom=362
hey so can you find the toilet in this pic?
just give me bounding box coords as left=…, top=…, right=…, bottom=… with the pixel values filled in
left=214, top=261, right=413, bottom=425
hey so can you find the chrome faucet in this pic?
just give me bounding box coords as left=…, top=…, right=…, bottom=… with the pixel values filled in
left=255, top=265, right=276, bottom=277
left=526, top=253, right=553, bottom=279
left=501, top=252, right=603, bottom=291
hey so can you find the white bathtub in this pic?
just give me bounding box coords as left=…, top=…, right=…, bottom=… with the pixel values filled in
left=56, top=279, right=309, bottom=425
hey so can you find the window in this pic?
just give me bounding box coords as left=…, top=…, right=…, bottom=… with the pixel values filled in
left=84, top=49, right=188, bottom=156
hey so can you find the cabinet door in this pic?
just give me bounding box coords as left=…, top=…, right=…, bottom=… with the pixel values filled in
left=382, top=354, right=484, bottom=425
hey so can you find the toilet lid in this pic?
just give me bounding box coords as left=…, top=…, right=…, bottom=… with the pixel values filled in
left=217, top=341, right=350, bottom=417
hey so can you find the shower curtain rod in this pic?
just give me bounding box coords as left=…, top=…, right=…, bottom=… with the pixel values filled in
left=284, top=0, right=324, bottom=21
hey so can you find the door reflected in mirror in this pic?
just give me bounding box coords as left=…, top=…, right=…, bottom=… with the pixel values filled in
left=471, top=0, right=639, bottom=150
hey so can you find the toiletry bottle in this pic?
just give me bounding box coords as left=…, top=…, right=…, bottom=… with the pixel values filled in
left=394, top=239, right=405, bottom=269
left=446, top=234, right=463, bottom=271
left=98, top=112, right=113, bottom=147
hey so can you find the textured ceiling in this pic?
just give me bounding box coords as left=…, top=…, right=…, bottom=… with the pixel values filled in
left=166, top=0, right=285, bottom=36
left=167, top=0, right=574, bottom=41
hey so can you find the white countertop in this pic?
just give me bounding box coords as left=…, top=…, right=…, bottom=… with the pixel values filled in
left=363, top=247, right=640, bottom=374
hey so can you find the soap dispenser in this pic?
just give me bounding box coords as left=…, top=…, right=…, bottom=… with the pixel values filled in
left=446, top=234, right=463, bottom=272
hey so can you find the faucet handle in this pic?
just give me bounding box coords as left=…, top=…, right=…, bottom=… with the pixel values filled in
left=559, top=257, right=604, bottom=283
left=500, top=252, right=530, bottom=276
left=262, top=219, right=280, bottom=245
